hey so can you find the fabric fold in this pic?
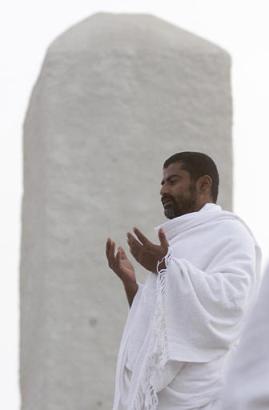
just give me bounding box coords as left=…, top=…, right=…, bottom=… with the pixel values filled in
left=112, top=203, right=261, bottom=410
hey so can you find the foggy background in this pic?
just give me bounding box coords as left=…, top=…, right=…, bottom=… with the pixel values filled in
left=1, top=0, right=268, bottom=408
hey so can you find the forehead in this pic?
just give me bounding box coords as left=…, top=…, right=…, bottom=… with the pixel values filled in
left=161, top=162, right=191, bottom=185
left=162, top=162, right=188, bottom=177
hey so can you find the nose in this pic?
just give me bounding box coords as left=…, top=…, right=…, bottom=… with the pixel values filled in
left=160, top=183, right=168, bottom=197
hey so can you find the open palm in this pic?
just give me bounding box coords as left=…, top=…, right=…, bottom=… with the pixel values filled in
left=106, top=238, right=136, bottom=285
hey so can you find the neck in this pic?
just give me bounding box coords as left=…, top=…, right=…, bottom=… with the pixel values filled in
left=195, top=199, right=213, bottom=212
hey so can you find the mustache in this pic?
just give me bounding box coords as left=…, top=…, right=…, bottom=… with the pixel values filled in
left=161, top=195, right=175, bottom=204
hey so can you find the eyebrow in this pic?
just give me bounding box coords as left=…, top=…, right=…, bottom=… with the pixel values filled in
left=161, top=174, right=182, bottom=185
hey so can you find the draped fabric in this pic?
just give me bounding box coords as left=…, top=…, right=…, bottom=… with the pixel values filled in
left=221, top=264, right=269, bottom=410
left=112, top=203, right=262, bottom=410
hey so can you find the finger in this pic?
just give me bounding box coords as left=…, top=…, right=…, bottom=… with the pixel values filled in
left=110, top=241, right=116, bottom=259
left=127, top=232, right=143, bottom=249
left=127, top=233, right=141, bottom=259
left=116, top=247, right=121, bottom=264
left=118, top=246, right=127, bottom=258
left=133, top=227, right=150, bottom=245
left=158, top=229, right=169, bottom=249
left=106, top=238, right=111, bottom=259
left=108, top=240, right=116, bottom=265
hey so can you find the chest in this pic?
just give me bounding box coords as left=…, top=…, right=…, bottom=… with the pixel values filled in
left=168, top=225, right=223, bottom=270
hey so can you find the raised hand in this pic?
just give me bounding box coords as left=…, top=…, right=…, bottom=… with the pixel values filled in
left=127, top=227, right=169, bottom=273
left=106, top=238, right=136, bottom=286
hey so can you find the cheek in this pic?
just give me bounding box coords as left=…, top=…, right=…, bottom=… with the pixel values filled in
left=173, top=185, right=191, bottom=200
left=172, top=183, right=185, bottom=194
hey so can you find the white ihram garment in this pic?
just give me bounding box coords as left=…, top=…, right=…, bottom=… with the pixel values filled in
left=113, top=203, right=261, bottom=410
left=221, top=263, right=269, bottom=410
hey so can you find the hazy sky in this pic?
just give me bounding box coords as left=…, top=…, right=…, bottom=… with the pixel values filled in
left=1, top=1, right=268, bottom=407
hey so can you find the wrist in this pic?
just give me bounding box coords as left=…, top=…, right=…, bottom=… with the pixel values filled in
left=123, top=279, right=138, bottom=292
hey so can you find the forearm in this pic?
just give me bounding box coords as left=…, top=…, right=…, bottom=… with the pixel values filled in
left=123, top=281, right=138, bottom=307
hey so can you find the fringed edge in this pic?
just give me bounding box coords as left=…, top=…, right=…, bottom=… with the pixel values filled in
left=131, top=249, right=173, bottom=410
left=155, top=250, right=172, bottom=367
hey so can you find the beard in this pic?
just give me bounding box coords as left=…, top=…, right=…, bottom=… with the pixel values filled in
left=163, top=184, right=198, bottom=219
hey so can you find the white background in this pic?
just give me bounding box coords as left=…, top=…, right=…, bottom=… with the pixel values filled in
left=1, top=1, right=268, bottom=408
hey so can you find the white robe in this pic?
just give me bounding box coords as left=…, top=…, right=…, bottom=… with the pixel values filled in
left=113, top=203, right=262, bottom=410
left=221, top=263, right=269, bottom=409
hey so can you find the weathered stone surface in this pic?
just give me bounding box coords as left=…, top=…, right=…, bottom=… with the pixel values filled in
left=20, top=12, right=232, bottom=410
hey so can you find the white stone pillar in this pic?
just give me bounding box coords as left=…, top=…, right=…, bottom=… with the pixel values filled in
left=20, top=12, right=232, bottom=410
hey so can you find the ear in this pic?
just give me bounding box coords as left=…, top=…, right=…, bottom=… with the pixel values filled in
left=197, top=175, right=212, bottom=195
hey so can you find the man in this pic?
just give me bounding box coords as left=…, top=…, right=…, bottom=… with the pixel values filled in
left=106, top=152, right=261, bottom=410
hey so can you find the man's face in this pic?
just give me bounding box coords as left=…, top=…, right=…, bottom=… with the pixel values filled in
left=160, top=162, right=199, bottom=219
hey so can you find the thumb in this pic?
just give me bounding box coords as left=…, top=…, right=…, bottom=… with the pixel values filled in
left=158, top=229, right=169, bottom=249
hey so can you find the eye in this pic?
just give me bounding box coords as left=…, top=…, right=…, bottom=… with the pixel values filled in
left=169, top=178, right=178, bottom=185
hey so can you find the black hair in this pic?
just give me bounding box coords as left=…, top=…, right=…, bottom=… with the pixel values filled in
left=163, top=151, right=219, bottom=203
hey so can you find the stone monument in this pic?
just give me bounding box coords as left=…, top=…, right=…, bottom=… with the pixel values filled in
left=20, top=12, right=232, bottom=410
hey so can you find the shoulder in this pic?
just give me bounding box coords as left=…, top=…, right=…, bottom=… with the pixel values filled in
left=213, top=212, right=257, bottom=247
left=205, top=214, right=259, bottom=268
